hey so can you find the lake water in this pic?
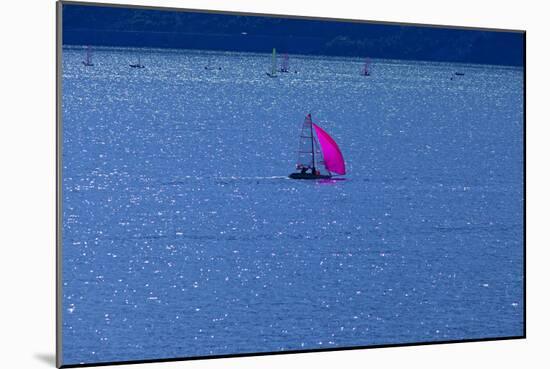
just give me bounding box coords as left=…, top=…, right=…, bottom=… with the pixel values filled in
left=61, top=46, right=524, bottom=365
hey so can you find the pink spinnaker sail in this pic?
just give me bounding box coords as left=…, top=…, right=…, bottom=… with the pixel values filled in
left=312, top=123, right=346, bottom=175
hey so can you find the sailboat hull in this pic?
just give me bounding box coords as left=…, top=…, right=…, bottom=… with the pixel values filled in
left=288, top=173, right=332, bottom=180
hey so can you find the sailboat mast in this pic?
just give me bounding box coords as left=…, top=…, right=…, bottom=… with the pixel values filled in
left=310, top=115, right=315, bottom=170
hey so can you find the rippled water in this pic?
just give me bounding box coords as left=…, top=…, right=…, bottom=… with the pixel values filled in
left=61, top=46, right=524, bottom=365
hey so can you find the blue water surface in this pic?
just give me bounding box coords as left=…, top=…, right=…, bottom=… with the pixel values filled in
left=61, top=47, right=524, bottom=365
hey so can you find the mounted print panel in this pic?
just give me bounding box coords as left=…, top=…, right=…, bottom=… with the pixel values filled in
left=57, top=1, right=525, bottom=367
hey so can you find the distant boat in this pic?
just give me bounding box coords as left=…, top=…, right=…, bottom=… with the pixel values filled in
left=361, top=58, right=371, bottom=76
left=129, top=55, right=145, bottom=68
left=266, top=48, right=278, bottom=78
left=455, top=72, right=465, bottom=76
left=204, top=57, right=221, bottom=70
left=82, top=46, right=94, bottom=66
left=279, top=53, right=290, bottom=73
left=289, top=114, right=346, bottom=180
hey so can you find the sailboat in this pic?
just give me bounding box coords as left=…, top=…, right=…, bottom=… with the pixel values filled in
left=82, top=46, right=94, bottom=66
left=288, top=114, right=346, bottom=180
left=129, top=55, right=145, bottom=68
left=361, top=57, right=371, bottom=76
left=279, top=53, right=290, bottom=73
left=266, top=48, right=278, bottom=78
left=204, top=56, right=221, bottom=70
